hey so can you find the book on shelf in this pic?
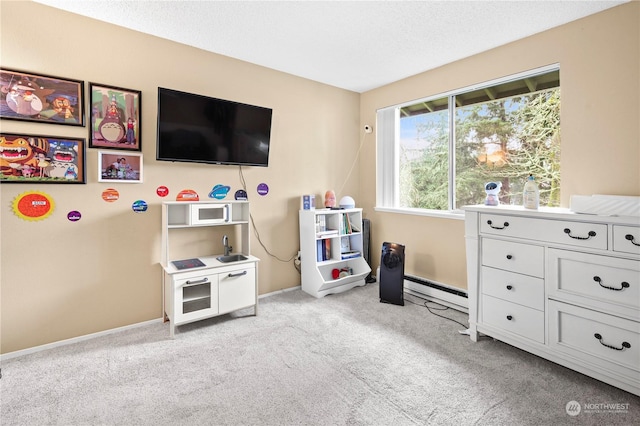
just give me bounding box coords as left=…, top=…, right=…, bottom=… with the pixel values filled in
left=341, top=213, right=353, bottom=234
left=315, top=215, right=327, bottom=233
left=324, top=239, right=331, bottom=260
left=316, top=238, right=332, bottom=261
left=316, top=229, right=339, bottom=238
left=340, top=236, right=351, bottom=252
left=341, top=251, right=361, bottom=259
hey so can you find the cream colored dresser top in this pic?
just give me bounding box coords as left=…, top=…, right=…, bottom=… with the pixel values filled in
left=464, top=205, right=640, bottom=396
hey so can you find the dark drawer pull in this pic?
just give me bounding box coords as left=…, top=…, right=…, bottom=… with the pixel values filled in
left=594, top=333, right=631, bottom=351
left=506, top=285, right=513, bottom=290
left=593, top=276, right=630, bottom=291
left=487, top=220, right=509, bottom=230
left=228, top=270, right=248, bottom=278
left=564, top=228, right=596, bottom=240
left=506, top=315, right=513, bottom=321
left=506, top=254, right=513, bottom=260
left=625, top=234, right=640, bottom=247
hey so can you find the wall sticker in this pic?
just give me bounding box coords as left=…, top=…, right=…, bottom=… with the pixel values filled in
left=67, top=210, right=81, bottom=222
left=101, top=188, right=119, bottom=202
left=257, top=183, right=269, bottom=196
left=12, top=191, right=55, bottom=221
left=209, top=184, right=230, bottom=200
left=132, top=200, right=148, bottom=213
left=156, top=185, right=169, bottom=197
left=235, top=189, right=248, bottom=201
left=176, top=189, right=199, bottom=201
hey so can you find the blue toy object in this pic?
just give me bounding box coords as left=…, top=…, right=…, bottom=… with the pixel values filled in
left=484, top=181, right=502, bottom=206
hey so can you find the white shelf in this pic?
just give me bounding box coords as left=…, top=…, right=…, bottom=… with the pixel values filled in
left=299, top=208, right=371, bottom=298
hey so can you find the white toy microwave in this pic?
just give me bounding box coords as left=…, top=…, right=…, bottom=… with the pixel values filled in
left=190, top=203, right=230, bottom=225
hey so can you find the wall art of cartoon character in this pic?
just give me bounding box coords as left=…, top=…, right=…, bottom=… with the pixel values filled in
left=0, top=135, right=51, bottom=177
left=47, top=142, right=79, bottom=179
left=39, top=94, right=78, bottom=123
left=1, top=76, right=54, bottom=117
left=98, top=96, right=126, bottom=143
left=0, top=73, right=79, bottom=123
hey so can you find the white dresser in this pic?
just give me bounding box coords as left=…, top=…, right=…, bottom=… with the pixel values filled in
left=464, top=205, right=640, bottom=396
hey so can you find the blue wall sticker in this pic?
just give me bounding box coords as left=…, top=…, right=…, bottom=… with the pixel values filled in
left=132, top=200, right=148, bottom=213
left=235, top=189, right=248, bottom=201
left=209, top=184, right=231, bottom=200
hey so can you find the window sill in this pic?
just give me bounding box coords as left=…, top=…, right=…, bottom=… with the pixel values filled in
left=373, top=206, right=465, bottom=221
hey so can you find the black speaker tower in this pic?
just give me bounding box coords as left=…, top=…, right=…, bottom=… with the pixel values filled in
left=379, top=242, right=405, bottom=306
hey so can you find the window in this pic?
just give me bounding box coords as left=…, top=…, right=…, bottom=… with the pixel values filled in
left=376, top=65, right=560, bottom=215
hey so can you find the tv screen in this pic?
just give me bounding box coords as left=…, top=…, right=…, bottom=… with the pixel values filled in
left=156, top=87, right=272, bottom=167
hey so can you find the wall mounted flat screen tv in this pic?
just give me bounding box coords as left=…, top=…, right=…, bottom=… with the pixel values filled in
left=156, top=87, right=272, bottom=167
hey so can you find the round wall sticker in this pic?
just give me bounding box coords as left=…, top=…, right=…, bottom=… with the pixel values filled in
left=67, top=210, right=82, bottom=222
left=12, top=191, right=55, bottom=221
left=235, top=189, right=248, bottom=201
left=257, top=183, right=269, bottom=196
left=102, top=188, right=120, bottom=202
left=156, top=186, right=169, bottom=197
left=176, top=189, right=199, bottom=201
left=132, top=200, right=148, bottom=213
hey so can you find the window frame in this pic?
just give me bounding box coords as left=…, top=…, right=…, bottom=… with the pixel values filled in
left=375, top=63, right=560, bottom=219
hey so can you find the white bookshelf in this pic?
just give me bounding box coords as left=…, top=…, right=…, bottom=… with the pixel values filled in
left=299, top=208, right=371, bottom=298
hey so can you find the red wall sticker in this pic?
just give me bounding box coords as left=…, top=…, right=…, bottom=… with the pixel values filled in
left=12, top=191, right=55, bottom=221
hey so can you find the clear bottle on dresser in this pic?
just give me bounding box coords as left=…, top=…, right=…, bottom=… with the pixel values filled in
left=523, top=174, right=539, bottom=209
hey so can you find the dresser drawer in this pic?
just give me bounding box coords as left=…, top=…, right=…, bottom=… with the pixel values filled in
left=613, top=225, right=640, bottom=255
left=549, top=300, right=640, bottom=374
left=547, top=248, right=640, bottom=320
left=480, top=213, right=607, bottom=250
left=482, top=295, right=544, bottom=343
left=482, top=238, right=544, bottom=278
left=482, top=266, right=544, bottom=310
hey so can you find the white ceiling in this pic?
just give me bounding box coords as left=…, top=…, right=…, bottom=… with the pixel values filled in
left=33, top=0, right=628, bottom=93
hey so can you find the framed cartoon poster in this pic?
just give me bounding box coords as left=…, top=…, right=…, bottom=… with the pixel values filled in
left=0, top=68, right=84, bottom=126
left=0, top=133, right=86, bottom=184
left=98, top=151, right=143, bottom=183
left=89, top=83, right=141, bottom=151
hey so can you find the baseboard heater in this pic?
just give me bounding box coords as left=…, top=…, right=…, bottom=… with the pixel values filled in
left=403, top=274, right=468, bottom=313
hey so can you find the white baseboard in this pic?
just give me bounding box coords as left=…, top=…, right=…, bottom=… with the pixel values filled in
left=1, top=287, right=303, bottom=361
left=0, top=318, right=163, bottom=361
left=404, top=278, right=468, bottom=313
left=258, top=285, right=301, bottom=299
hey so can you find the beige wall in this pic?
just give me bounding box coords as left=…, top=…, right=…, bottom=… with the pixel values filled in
left=359, top=3, right=639, bottom=289
left=0, top=1, right=361, bottom=353
left=1, top=2, right=638, bottom=354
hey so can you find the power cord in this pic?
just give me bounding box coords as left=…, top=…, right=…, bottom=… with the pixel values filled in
left=336, top=128, right=368, bottom=197
left=237, top=126, right=370, bottom=272
left=238, top=166, right=298, bottom=269
left=404, top=294, right=469, bottom=330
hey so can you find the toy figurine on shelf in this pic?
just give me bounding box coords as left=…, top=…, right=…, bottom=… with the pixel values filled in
left=484, top=181, right=502, bottom=206
left=324, top=190, right=336, bottom=208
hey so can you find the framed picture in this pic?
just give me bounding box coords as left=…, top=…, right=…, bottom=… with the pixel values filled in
left=98, top=151, right=143, bottom=183
left=0, top=133, right=86, bottom=184
left=89, top=83, right=141, bottom=151
left=0, top=68, right=84, bottom=126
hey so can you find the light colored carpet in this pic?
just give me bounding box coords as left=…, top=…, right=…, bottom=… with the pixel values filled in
left=1, top=283, right=638, bottom=425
